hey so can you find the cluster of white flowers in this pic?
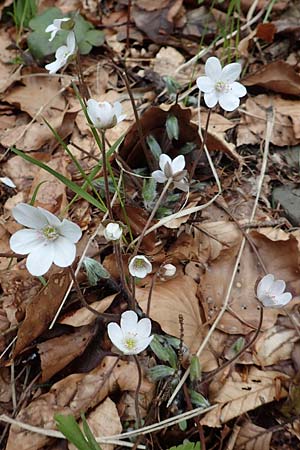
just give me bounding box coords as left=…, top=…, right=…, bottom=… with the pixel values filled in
left=45, top=18, right=76, bottom=74
left=256, top=274, right=292, bottom=308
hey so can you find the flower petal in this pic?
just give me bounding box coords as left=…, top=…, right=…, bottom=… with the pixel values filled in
left=107, top=322, right=124, bottom=351
left=45, top=59, right=64, bottom=74
left=66, top=31, right=76, bottom=54
left=219, top=93, right=240, bottom=111
left=159, top=154, right=172, bottom=172
left=52, top=237, right=76, bottom=267
left=196, top=76, right=215, bottom=93
left=38, top=207, right=61, bottom=227
left=135, top=335, right=154, bottom=354
left=171, top=155, right=185, bottom=173
left=204, top=91, right=218, bottom=108
left=270, top=279, right=286, bottom=296
left=137, top=317, right=152, bottom=338
left=121, top=310, right=138, bottom=334
left=231, top=81, right=247, bottom=98
left=221, top=62, right=241, bottom=83
left=205, top=57, right=222, bottom=81
left=10, top=229, right=44, bottom=254
left=257, top=274, right=274, bottom=298
left=26, top=245, right=54, bottom=276
left=152, top=170, right=167, bottom=183
left=259, top=295, right=276, bottom=308
left=276, top=292, right=292, bottom=306
left=12, top=203, right=47, bottom=229
left=58, top=219, right=82, bottom=242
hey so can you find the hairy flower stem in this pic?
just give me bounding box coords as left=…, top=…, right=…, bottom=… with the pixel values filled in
left=100, top=130, right=113, bottom=220
left=133, top=354, right=142, bottom=429
left=75, top=48, right=89, bottom=103
left=190, top=108, right=212, bottom=180
left=133, top=178, right=172, bottom=257
left=68, top=266, right=103, bottom=318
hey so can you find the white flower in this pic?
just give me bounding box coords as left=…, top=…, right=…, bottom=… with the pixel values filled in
left=196, top=56, right=247, bottom=111
left=9, top=203, right=82, bottom=276
left=129, top=255, right=152, bottom=279
left=45, top=18, right=71, bottom=42
left=104, top=222, right=122, bottom=241
left=45, top=31, right=76, bottom=74
left=0, top=177, right=16, bottom=188
left=108, top=310, right=153, bottom=355
left=152, top=154, right=188, bottom=192
left=256, top=274, right=292, bottom=308
left=86, top=99, right=126, bottom=130
left=161, top=263, right=176, bottom=278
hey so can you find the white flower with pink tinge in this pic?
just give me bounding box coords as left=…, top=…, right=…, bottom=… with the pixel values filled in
left=108, top=310, right=153, bottom=355
left=196, top=56, right=247, bottom=112
left=256, top=274, right=292, bottom=308
left=152, top=154, right=188, bottom=192
left=9, top=203, right=82, bottom=276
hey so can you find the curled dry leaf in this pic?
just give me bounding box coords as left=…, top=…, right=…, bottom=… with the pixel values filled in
left=253, top=326, right=298, bottom=367
left=68, top=397, right=122, bottom=450
left=13, top=271, right=70, bottom=357
left=201, top=367, right=289, bottom=428
left=6, top=356, right=153, bottom=450
left=235, top=421, right=272, bottom=450
left=243, top=61, right=300, bottom=96
left=60, top=294, right=116, bottom=327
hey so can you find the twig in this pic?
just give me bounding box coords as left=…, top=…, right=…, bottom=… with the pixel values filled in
left=190, top=108, right=211, bottom=180
left=167, top=106, right=275, bottom=407
left=133, top=355, right=143, bottom=429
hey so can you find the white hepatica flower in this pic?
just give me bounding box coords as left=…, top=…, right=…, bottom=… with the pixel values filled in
left=45, top=18, right=71, bottom=42
left=161, top=263, right=176, bottom=278
left=256, top=274, right=292, bottom=308
left=108, top=310, right=153, bottom=355
left=129, top=255, right=152, bottom=279
left=45, top=31, right=76, bottom=74
left=152, top=153, right=188, bottom=192
left=104, top=222, right=122, bottom=241
left=196, top=56, right=247, bottom=111
left=9, top=203, right=82, bottom=276
left=0, top=177, right=16, bottom=188
left=87, top=99, right=126, bottom=130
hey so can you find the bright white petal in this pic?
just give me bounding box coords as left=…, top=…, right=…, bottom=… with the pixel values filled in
left=135, top=335, right=154, bottom=354
left=45, top=59, right=64, bottom=74
left=0, top=176, right=16, bottom=188
left=66, top=31, right=76, bottom=54
left=152, top=170, right=167, bottom=183
left=205, top=57, right=222, bottom=81
left=259, top=295, right=276, bottom=308
left=204, top=91, right=218, bottom=108
left=55, top=45, right=68, bottom=60
left=276, top=292, right=292, bottom=306
left=257, top=274, right=274, bottom=298
left=45, top=24, right=56, bottom=33
left=137, top=317, right=151, bottom=338
left=52, top=237, right=76, bottom=267
left=113, top=102, right=126, bottom=123
left=58, top=219, right=82, bottom=242
left=196, top=76, right=215, bottom=93
left=219, top=93, right=240, bottom=111
left=10, top=229, right=44, bottom=254
left=26, top=245, right=54, bottom=276
left=37, top=207, right=61, bottom=227
left=159, top=154, right=172, bottom=172
left=171, top=155, right=185, bottom=173
left=121, top=310, right=138, bottom=334
left=231, top=81, right=247, bottom=98
left=12, top=203, right=47, bottom=229
left=270, top=280, right=286, bottom=296
left=107, top=322, right=124, bottom=350
left=221, top=62, right=241, bottom=83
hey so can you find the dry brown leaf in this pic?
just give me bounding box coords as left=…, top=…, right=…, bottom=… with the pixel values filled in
left=237, top=95, right=300, bottom=146
left=243, top=61, right=300, bottom=96
left=6, top=356, right=153, bottom=450
left=2, top=155, right=42, bottom=191
left=37, top=323, right=97, bottom=382
left=13, top=271, right=70, bottom=357
left=234, top=421, right=272, bottom=450
left=153, top=46, right=185, bottom=77
left=201, top=367, right=289, bottom=427
left=253, top=326, right=298, bottom=367
left=68, top=397, right=122, bottom=450
left=60, top=294, right=116, bottom=327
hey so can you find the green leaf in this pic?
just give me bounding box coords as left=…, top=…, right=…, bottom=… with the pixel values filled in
left=83, top=257, right=110, bottom=286
left=190, top=356, right=201, bottom=382
left=11, top=147, right=107, bottom=212
left=168, top=441, right=201, bottom=450
left=148, top=365, right=175, bottom=381
left=81, top=413, right=102, bottom=450
left=142, top=178, right=157, bottom=206
left=180, top=142, right=196, bottom=155
left=178, top=419, right=187, bottom=431
left=163, top=76, right=181, bottom=95
left=166, top=115, right=179, bottom=141
left=85, top=29, right=105, bottom=46
left=189, top=390, right=210, bottom=408
left=150, top=335, right=178, bottom=369
left=55, top=414, right=90, bottom=450
left=78, top=40, right=92, bottom=55
left=146, top=134, right=162, bottom=160
left=29, top=7, right=63, bottom=31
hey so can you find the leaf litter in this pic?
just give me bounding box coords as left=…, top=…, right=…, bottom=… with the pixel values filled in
left=0, top=1, right=300, bottom=450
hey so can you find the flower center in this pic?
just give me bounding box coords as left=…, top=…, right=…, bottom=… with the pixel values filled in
left=123, top=333, right=138, bottom=351
left=215, top=80, right=230, bottom=93
left=134, top=259, right=146, bottom=269
left=42, top=225, right=59, bottom=241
